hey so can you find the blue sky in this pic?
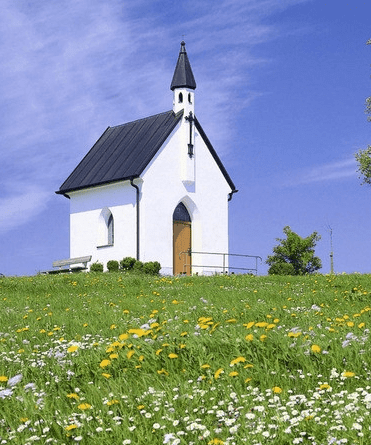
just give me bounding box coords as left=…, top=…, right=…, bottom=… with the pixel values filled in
left=1, top=0, right=370, bottom=276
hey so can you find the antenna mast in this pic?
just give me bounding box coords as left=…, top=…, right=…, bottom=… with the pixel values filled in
left=327, top=225, right=334, bottom=274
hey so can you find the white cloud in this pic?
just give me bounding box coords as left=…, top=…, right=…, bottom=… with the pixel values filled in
left=284, top=158, right=357, bottom=186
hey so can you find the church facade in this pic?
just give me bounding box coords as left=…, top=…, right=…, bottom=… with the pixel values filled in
left=57, top=42, right=237, bottom=275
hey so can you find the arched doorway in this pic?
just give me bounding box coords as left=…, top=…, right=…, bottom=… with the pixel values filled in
left=173, top=202, right=191, bottom=275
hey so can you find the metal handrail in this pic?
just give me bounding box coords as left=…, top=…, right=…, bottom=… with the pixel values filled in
left=179, top=251, right=262, bottom=275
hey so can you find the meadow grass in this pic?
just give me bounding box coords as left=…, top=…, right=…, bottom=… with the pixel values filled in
left=0, top=272, right=370, bottom=444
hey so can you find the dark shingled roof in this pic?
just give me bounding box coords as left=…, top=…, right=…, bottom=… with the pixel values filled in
left=57, top=110, right=184, bottom=195
left=56, top=109, right=236, bottom=196
left=170, top=41, right=196, bottom=91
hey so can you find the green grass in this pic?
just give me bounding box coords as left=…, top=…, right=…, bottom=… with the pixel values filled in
left=0, top=272, right=370, bottom=444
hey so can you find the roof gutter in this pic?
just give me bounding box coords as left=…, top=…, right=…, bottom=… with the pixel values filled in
left=228, top=189, right=238, bottom=202
left=130, top=177, right=140, bottom=260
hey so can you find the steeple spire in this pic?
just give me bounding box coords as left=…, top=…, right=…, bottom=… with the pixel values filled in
left=170, top=41, right=196, bottom=91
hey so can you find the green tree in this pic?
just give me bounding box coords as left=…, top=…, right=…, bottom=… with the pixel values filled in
left=355, top=39, right=371, bottom=184
left=266, top=226, right=322, bottom=275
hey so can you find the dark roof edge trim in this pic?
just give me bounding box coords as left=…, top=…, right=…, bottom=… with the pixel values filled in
left=55, top=175, right=141, bottom=196
left=194, top=117, right=237, bottom=192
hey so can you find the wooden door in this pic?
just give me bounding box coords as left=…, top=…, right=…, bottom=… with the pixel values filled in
left=173, top=221, right=191, bottom=275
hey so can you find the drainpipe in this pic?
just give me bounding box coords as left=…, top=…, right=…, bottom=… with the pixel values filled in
left=228, top=189, right=238, bottom=201
left=130, top=178, right=140, bottom=260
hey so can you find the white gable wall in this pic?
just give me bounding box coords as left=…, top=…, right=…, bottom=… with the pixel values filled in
left=140, top=116, right=231, bottom=275
left=68, top=181, right=137, bottom=268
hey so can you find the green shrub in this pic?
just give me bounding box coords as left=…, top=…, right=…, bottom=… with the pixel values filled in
left=120, top=257, right=137, bottom=271
left=143, top=261, right=161, bottom=275
left=133, top=260, right=144, bottom=273
left=107, top=260, right=119, bottom=272
left=90, top=262, right=103, bottom=272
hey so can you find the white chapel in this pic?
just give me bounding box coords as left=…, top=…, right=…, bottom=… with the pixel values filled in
left=56, top=42, right=237, bottom=275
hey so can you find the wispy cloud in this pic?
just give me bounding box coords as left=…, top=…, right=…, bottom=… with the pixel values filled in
left=0, top=0, right=310, bottom=233
left=283, top=158, right=357, bottom=186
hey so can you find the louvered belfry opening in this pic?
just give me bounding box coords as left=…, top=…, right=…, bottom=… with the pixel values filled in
left=173, top=203, right=191, bottom=275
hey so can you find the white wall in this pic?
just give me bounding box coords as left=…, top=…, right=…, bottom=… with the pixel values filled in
left=68, top=181, right=137, bottom=269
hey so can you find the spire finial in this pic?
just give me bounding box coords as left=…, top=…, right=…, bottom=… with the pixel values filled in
left=170, top=41, right=196, bottom=91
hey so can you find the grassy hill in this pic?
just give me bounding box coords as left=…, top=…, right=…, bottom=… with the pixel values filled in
left=0, top=272, right=370, bottom=444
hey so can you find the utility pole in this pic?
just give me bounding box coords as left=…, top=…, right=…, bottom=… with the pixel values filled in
left=327, top=225, right=334, bottom=274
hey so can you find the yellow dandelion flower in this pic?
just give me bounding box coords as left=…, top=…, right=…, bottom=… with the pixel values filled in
left=260, top=334, right=267, bottom=342
left=244, top=364, right=253, bottom=369
left=128, top=328, right=147, bottom=337
left=288, top=332, right=301, bottom=338
left=230, top=356, right=246, bottom=366
left=102, top=373, right=111, bottom=379
left=119, top=333, right=129, bottom=340
left=0, top=376, right=8, bottom=382
left=226, top=318, right=237, bottom=323
left=180, top=331, right=188, bottom=337
left=245, top=377, right=252, bottom=383
left=346, top=321, right=354, bottom=327
left=99, top=359, right=111, bottom=368
left=245, top=333, right=254, bottom=341
left=229, top=371, right=238, bottom=377
left=208, top=439, right=224, bottom=445
left=168, top=353, right=178, bottom=359
left=157, top=368, right=169, bottom=376
left=201, top=364, right=211, bottom=369
left=109, top=353, right=119, bottom=360
left=266, top=323, right=276, bottom=330
left=127, top=350, right=135, bottom=359
left=137, top=405, right=145, bottom=409
left=214, top=368, right=224, bottom=379
left=156, top=349, right=163, bottom=355
left=244, top=321, right=255, bottom=329
left=319, top=383, right=331, bottom=390
left=358, top=322, right=365, bottom=329
left=67, top=345, right=79, bottom=353
left=273, top=318, right=280, bottom=323
left=65, top=424, right=78, bottom=431
left=66, top=393, right=80, bottom=400
left=342, top=371, right=355, bottom=378
left=255, top=321, right=268, bottom=328
left=123, top=310, right=130, bottom=314
left=311, top=344, right=321, bottom=354
left=78, top=403, right=92, bottom=410
left=106, top=399, right=119, bottom=406
left=272, top=386, right=282, bottom=393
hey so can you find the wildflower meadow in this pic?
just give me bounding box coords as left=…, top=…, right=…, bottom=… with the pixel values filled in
left=0, top=272, right=370, bottom=444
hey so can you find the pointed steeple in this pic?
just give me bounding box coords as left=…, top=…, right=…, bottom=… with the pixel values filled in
left=170, top=41, right=196, bottom=91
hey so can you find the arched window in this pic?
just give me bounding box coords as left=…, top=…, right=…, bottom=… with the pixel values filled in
left=178, top=92, right=183, bottom=103
left=188, top=93, right=192, bottom=104
left=173, top=202, right=191, bottom=222
left=97, top=208, right=114, bottom=247
left=107, top=213, right=114, bottom=245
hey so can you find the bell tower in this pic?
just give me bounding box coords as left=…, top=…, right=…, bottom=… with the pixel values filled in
left=170, top=41, right=196, bottom=115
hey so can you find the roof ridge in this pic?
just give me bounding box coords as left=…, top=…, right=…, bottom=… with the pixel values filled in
left=110, top=109, right=175, bottom=129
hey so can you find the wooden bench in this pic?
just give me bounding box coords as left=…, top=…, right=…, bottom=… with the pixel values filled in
left=44, top=256, right=92, bottom=274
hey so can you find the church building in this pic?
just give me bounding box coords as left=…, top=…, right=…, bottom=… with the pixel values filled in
left=56, top=42, right=237, bottom=275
